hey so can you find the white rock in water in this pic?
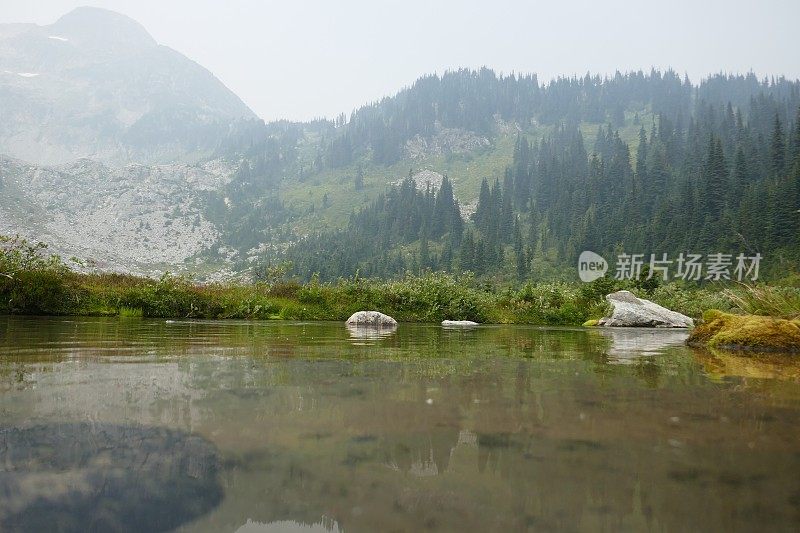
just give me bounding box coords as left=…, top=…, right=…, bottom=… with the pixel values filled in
left=442, top=320, right=479, bottom=327
left=598, top=291, right=693, bottom=328
left=346, top=311, right=397, bottom=327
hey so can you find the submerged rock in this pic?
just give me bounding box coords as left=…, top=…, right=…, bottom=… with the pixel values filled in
left=441, top=320, right=479, bottom=327
left=687, top=310, right=800, bottom=353
left=598, top=290, right=693, bottom=328
left=346, top=311, right=397, bottom=327
left=0, top=423, right=222, bottom=532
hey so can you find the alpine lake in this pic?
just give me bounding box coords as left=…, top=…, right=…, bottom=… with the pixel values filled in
left=1, top=316, right=799, bottom=532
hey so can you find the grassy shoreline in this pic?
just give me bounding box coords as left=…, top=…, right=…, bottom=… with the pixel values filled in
left=3, top=237, right=798, bottom=333
left=4, top=267, right=800, bottom=353
left=1, top=268, right=597, bottom=324
left=0, top=264, right=735, bottom=326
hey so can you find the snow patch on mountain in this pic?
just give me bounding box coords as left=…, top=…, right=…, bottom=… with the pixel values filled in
left=3, top=70, right=39, bottom=77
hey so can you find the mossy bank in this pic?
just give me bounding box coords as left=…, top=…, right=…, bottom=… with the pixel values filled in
left=687, top=310, right=800, bottom=353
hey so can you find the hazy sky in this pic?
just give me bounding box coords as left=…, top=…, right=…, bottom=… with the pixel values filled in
left=2, top=1, right=799, bottom=122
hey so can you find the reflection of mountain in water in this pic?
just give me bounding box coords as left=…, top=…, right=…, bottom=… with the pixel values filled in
left=0, top=423, right=222, bottom=532
left=379, top=428, right=516, bottom=478
left=380, top=428, right=463, bottom=476
left=4, top=318, right=800, bottom=532
left=234, top=517, right=341, bottom=533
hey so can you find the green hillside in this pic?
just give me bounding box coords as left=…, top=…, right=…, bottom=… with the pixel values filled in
left=207, top=69, right=800, bottom=283
left=249, top=114, right=655, bottom=242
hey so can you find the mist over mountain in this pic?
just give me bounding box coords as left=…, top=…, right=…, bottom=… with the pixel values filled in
left=0, top=7, right=798, bottom=281
left=0, top=6, right=255, bottom=165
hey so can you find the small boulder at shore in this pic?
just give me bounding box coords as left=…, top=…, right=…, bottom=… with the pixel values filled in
left=442, top=320, right=479, bottom=327
left=346, top=311, right=398, bottom=327
left=598, top=290, right=693, bottom=328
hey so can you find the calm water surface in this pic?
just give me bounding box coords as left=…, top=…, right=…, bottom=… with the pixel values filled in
left=1, top=316, right=799, bottom=532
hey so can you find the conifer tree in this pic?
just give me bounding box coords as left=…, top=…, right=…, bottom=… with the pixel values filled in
left=770, top=113, right=787, bottom=178
left=474, top=238, right=486, bottom=275
left=419, top=224, right=430, bottom=272
left=790, top=107, right=800, bottom=168
left=500, top=175, right=514, bottom=242
left=277, top=72, right=800, bottom=281
left=701, top=136, right=728, bottom=216
left=513, top=217, right=526, bottom=280
left=732, top=145, right=749, bottom=204
left=635, top=126, right=648, bottom=181
left=354, top=164, right=364, bottom=191
left=473, top=178, right=491, bottom=230
left=459, top=231, right=476, bottom=272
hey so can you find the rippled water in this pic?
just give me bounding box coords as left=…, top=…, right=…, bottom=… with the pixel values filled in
left=1, top=316, right=799, bottom=532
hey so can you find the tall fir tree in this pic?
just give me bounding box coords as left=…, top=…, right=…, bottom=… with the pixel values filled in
left=770, top=113, right=787, bottom=178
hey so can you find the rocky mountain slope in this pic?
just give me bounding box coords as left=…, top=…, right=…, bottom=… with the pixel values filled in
left=2, top=8, right=796, bottom=280
left=0, top=7, right=256, bottom=166
left=0, top=155, right=238, bottom=276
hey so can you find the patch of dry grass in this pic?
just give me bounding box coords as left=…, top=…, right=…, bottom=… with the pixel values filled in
left=723, top=284, right=800, bottom=319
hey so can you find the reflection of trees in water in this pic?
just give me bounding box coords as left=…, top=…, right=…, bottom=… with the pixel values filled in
left=1, top=317, right=614, bottom=364
left=0, top=423, right=222, bottom=533
left=234, top=517, right=342, bottom=532
left=2, top=317, right=673, bottom=391
left=216, top=417, right=800, bottom=532
left=5, top=318, right=800, bottom=531
left=275, top=359, right=800, bottom=531
left=378, top=429, right=461, bottom=476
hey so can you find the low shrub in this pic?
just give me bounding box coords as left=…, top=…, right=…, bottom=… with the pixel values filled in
left=0, top=236, right=72, bottom=314
left=268, top=280, right=302, bottom=298
left=6, top=269, right=71, bottom=314
left=647, top=284, right=732, bottom=318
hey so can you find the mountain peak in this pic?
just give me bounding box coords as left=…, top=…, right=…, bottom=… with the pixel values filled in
left=50, top=6, right=156, bottom=49
left=0, top=6, right=255, bottom=165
